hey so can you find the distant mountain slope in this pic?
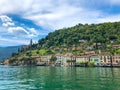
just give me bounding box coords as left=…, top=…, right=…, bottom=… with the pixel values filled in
left=0, top=46, right=21, bottom=60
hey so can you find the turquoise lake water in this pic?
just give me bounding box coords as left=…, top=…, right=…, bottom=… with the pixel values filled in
left=0, top=65, right=120, bottom=90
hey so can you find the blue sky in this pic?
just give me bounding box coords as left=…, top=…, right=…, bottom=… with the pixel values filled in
left=0, top=0, right=120, bottom=46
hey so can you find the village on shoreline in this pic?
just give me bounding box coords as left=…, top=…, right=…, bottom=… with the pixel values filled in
left=3, top=39, right=120, bottom=67
left=1, top=21, right=120, bottom=68
left=4, top=49, right=120, bottom=67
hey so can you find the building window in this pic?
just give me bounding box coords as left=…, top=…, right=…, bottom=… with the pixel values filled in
left=116, top=60, right=118, bottom=63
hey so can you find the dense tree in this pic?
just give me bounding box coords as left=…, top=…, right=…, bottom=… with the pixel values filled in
left=26, top=51, right=32, bottom=57
left=50, top=55, right=57, bottom=63
left=37, top=22, right=120, bottom=49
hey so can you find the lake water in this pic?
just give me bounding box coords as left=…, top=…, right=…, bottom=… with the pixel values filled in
left=0, top=66, right=120, bottom=90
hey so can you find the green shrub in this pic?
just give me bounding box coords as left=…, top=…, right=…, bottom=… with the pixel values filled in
left=88, top=61, right=95, bottom=67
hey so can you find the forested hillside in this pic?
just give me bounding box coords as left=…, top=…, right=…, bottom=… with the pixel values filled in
left=38, top=22, right=120, bottom=48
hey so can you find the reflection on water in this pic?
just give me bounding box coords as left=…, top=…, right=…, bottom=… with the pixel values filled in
left=0, top=65, right=120, bottom=90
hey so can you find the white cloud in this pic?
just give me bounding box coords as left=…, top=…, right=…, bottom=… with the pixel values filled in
left=0, top=15, right=12, bottom=22
left=0, top=15, right=41, bottom=46
left=0, top=36, right=29, bottom=46
left=28, top=28, right=39, bottom=35
left=0, top=14, right=40, bottom=38
left=97, top=14, right=120, bottom=23
left=22, top=2, right=95, bottom=29
left=7, top=26, right=40, bottom=38
left=8, top=27, right=29, bottom=35
left=0, top=0, right=119, bottom=30
left=2, top=22, right=14, bottom=27
left=110, top=0, right=120, bottom=5
left=0, top=15, right=15, bottom=27
left=0, top=0, right=120, bottom=46
left=0, top=0, right=101, bottom=29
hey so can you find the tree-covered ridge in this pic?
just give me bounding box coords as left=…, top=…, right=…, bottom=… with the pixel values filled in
left=38, top=22, right=120, bottom=48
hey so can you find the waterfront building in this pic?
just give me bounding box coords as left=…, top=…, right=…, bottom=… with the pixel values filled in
left=36, top=55, right=51, bottom=65
left=75, top=55, right=89, bottom=66
left=55, top=54, right=64, bottom=66
left=55, top=53, right=75, bottom=66
left=112, top=54, right=120, bottom=66
left=99, top=53, right=112, bottom=66
left=89, top=55, right=100, bottom=66
left=63, top=54, right=72, bottom=66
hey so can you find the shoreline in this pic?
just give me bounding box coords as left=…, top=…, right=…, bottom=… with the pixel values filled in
left=2, top=64, right=120, bottom=68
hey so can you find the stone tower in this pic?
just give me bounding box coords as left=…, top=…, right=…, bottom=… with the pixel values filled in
left=30, top=39, right=33, bottom=49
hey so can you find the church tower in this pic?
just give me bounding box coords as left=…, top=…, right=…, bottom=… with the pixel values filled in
left=30, top=39, right=33, bottom=49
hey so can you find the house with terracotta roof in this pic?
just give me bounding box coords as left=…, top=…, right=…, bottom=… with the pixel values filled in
left=112, top=44, right=120, bottom=49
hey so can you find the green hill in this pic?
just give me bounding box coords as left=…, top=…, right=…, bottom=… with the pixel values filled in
left=38, top=22, right=120, bottom=48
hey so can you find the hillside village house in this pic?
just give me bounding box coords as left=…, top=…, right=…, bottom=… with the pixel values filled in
left=71, top=45, right=83, bottom=51
left=84, top=51, right=95, bottom=55
left=86, top=46, right=94, bottom=50
left=93, top=43, right=103, bottom=49
left=78, top=39, right=88, bottom=43
left=112, top=44, right=120, bottom=49
left=76, top=46, right=83, bottom=50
